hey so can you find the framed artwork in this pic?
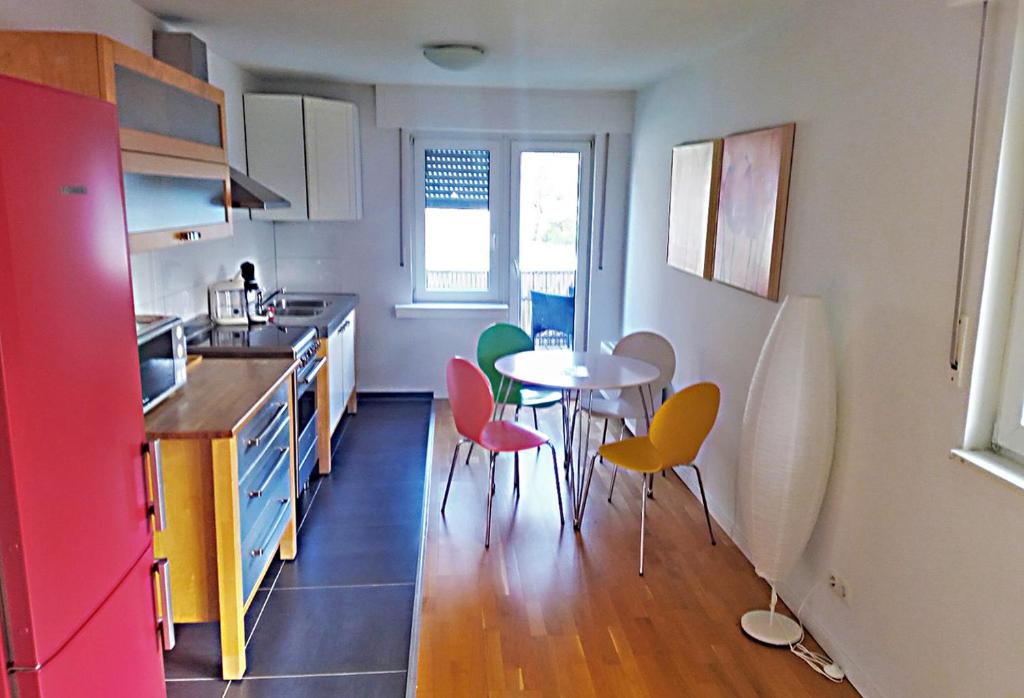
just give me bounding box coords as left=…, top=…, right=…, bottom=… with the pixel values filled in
left=713, top=123, right=795, bottom=301
left=667, top=138, right=722, bottom=278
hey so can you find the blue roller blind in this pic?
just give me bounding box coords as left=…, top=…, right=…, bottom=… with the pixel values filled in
left=424, top=148, right=489, bottom=209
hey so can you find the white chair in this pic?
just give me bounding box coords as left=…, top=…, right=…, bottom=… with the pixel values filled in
left=585, top=331, right=676, bottom=500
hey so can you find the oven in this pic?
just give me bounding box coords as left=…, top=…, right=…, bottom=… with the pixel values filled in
left=136, top=314, right=187, bottom=413
left=294, top=338, right=324, bottom=492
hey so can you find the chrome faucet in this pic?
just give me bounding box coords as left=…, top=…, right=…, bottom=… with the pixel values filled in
left=256, top=288, right=284, bottom=315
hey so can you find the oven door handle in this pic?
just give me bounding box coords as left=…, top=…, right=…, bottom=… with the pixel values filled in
left=301, top=356, right=327, bottom=385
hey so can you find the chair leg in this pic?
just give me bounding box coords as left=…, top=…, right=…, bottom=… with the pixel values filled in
left=547, top=442, right=564, bottom=525
left=441, top=441, right=462, bottom=514
left=639, top=473, right=649, bottom=576
left=513, top=452, right=520, bottom=497
left=599, top=419, right=609, bottom=464
left=690, top=464, right=716, bottom=546
left=464, top=442, right=475, bottom=465
left=607, top=419, right=625, bottom=502
left=485, top=452, right=496, bottom=548
left=648, top=440, right=656, bottom=499
left=533, top=407, right=541, bottom=453
left=515, top=405, right=521, bottom=422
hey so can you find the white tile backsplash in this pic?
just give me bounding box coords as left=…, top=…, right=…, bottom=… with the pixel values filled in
left=130, top=220, right=277, bottom=320
left=275, top=256, right=347, bottom=293
left=129, top=251, right=158, bottom=314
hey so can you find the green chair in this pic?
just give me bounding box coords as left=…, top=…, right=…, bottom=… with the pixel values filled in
left=465, top=323, right=562, bottom=463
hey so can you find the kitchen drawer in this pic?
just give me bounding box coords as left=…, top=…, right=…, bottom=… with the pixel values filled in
left=237, top=404, right=289, bottom=485
left=237, top=382, right=290, bottom=476
left=238, top=424, right=291, bottom=537
left=240, top=493, right=291, bottom=603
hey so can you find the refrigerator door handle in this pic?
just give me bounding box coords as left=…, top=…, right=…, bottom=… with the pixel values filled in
left=154, top=558, right=175, bottom=651
left=143, top=440, right=168, bottom=532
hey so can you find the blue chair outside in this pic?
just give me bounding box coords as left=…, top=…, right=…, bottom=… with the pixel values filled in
left=531, top=289, right=574, bottom=348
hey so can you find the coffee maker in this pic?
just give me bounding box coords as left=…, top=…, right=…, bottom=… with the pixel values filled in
left=240, top=262, right=270, bottom=323
left=209, top=261, right=270, bottom=325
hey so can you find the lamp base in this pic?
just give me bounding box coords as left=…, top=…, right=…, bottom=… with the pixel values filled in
left=740, top=609, right=802, bottom=646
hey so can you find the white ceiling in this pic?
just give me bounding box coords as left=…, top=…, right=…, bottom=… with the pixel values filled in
left=137, top=0, right=804, bottom=90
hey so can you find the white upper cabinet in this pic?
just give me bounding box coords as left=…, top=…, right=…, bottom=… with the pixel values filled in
left=304, top=97, right=362, bottom=221
left=244, top=94, right=363, bottom=222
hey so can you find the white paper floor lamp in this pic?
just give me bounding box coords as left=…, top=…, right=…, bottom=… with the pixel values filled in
left=737, top=295, right=837, bottom=645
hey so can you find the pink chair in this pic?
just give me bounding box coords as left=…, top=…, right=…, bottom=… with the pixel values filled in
left=443, top=357, right=564, bottom=547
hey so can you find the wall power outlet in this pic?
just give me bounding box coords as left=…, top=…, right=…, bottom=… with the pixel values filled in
left=829, top=572, right=850, bottom=605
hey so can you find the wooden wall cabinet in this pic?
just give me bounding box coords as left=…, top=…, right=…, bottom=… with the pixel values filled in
left=245, top=94, right=363, bottom=222
left=0, top=31, right=233, bottom=251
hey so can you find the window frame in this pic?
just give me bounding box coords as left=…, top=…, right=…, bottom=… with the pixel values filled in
left=508, top=139, right=594, bottom=349
left=410, top=134, right=509, bottom=303
left=958, top=7, right=1024, bottom=481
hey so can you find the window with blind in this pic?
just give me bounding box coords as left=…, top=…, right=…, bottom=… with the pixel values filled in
left=412, top=137, right=507, bottom=302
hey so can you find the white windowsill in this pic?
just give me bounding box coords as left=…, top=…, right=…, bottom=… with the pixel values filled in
left=394, top=302, right=509, bottom=319
left=951, top=447, right=1024, bottom=491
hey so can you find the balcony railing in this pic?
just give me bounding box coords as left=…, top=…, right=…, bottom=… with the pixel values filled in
left=425, top=269, right=576, bottom=348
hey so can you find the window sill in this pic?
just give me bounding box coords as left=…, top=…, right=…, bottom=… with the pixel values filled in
left=394, top=302, right=509, bottom=320
left=951, top=447, right=1024, bottom=491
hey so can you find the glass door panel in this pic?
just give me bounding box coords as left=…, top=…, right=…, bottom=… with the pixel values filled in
left=511, top=142, right=592, bottom=349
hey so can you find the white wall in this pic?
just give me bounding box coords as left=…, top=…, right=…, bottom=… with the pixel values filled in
left=622, top=1, right=1023, bottom=696
left=263, top=78, right=633, bottom=394
left=376, top=84, right=634, bottom=133
left=0, top=0, right=277, bottom=318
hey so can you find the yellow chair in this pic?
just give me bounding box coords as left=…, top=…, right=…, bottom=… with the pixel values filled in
left=596, top=382, right=720, bottom=575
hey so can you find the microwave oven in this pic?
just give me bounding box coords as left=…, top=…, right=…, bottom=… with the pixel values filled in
left=136, top=314, right=187, bottom=413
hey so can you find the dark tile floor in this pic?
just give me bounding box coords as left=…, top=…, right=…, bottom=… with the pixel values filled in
left=165, top=396, right=433, bottom=698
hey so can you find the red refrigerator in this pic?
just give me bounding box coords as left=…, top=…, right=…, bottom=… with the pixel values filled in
left=0, top=76, right=168, bottom=696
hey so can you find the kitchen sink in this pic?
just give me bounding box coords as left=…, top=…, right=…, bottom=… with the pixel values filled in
left=267, top=296, right=329, bottom=318
left=274, top=307, right=322, bottom=317
left=280, top=299, right=327, bottom=308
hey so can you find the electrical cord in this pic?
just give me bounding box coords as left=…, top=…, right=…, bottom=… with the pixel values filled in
left=788, top=578, right=845, bottom=683
left=725, top=525, right=845, bottom=681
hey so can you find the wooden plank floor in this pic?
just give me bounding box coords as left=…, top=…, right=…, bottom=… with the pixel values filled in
left=415, top=401, right=860, bottom=697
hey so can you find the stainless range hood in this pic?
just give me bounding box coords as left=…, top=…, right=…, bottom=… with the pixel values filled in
left=229, top=167, right=290, bottom=210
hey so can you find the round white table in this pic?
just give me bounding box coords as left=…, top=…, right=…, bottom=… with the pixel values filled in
left=494, top=350, right=660, bottom=529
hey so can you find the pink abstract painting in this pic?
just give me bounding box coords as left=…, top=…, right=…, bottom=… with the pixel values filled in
left=713, top=124, right=795, bottom=300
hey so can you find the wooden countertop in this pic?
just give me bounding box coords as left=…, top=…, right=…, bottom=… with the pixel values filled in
left=145, top=358, right=297, bottom=440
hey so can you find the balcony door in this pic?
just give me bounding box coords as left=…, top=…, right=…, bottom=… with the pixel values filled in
left=510, top=141, right=592, bottom=350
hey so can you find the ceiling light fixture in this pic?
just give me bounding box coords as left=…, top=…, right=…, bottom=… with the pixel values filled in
left=422, top=43, right=486, bottom=71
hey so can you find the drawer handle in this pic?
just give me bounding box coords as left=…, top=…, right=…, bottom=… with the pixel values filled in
left=143, top=440, right=167, bottom=532
left=247, top=403, right=288, bottom=447
left=249, top=499, right=291, bottom=558
left=248, top=447, right=289, bottom=498
left=331, top=318, right=351, bottom=337
left=153, top=558, right=175, bottom=650
left=174, top=230, right=202, bottom=242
